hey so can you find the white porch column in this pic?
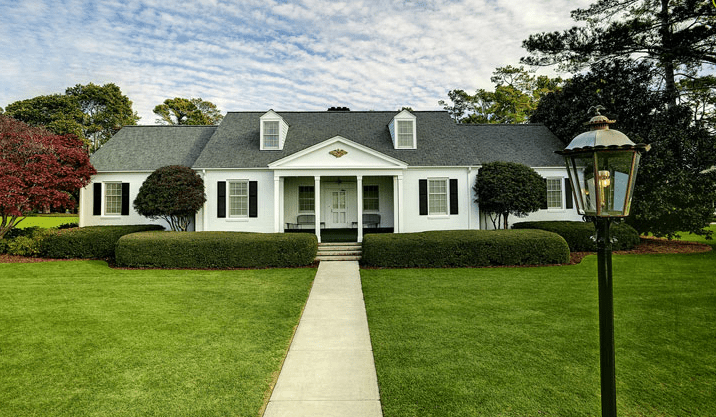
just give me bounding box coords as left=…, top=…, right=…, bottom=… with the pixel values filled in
left=356, top=175, right=363, bottom=243
left=314, top=176, right=321, bottom=243
left=274, top=175, right=284, bottom=233
left=394, top=174, right=404, bottom=233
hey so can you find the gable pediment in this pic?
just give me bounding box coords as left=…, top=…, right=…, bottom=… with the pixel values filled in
left=268, top=136, right=407, bottom=170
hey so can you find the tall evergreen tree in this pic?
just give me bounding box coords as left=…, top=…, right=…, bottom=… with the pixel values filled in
left=531, top=60, right=716, bottom=238
left=521, top=0, right=716, bottom=105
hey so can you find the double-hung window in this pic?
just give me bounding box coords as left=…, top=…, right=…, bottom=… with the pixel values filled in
left=229, top=180, right=249, bottom=217
left=546, top=178, right=563, bottom=209
left=105, top=183, right=123, bottom=215
left=363, top=185, right=379, bottom=211
left=428, top=178, right=448, bottom=215
left=396, top=120, right=414, bottom=148
left=298, top=186, right=315, bottom=212
left=263, top=121, right=280, bottom=149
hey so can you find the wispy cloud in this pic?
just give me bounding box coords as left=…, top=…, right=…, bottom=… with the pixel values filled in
left=0, top=0, right=591, bottom=123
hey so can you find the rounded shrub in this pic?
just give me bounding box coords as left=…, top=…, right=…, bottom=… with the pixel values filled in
left=512, top=221, right=640, bottom=251
left=39, top=225, right=165, bottom=259
left=361, top=229, right=570, bottom=268
left=115, top=231, right=318, bottom=269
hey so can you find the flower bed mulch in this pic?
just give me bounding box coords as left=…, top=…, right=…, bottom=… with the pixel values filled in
left=569, top=236, right=712, bottom=265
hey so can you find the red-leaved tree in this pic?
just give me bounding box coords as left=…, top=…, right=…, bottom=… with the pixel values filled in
left=0, top=115, right=96, bottom=239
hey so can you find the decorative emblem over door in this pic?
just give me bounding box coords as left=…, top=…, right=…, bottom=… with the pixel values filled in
left=329, top=149, right=348, bottom=158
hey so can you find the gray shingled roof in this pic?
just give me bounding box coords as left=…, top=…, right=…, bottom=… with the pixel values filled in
left=92, top=111, right=567, bottom=172
left=91, top=125, right=216, bottom=171
left=456, top=123, right=566, bottom=167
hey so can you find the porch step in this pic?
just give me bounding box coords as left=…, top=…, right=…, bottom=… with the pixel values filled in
left=316, top=242, right=362, bottom=261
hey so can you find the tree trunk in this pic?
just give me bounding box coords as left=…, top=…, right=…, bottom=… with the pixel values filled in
left=660, top=0, right=678, bottom=108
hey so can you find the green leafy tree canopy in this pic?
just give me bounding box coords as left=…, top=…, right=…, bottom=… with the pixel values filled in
left=4, top=83, right=139, bottom=152
left=133, top=165, right=206, bottom=232
left=440, top=66, right=562, bottom=124
left=153, top=98, right=223, bottom=125
left=4, top=94, right=85, bottom=142
left=66, top=83, right=140, bottom=153
left=474, top=161, right=547, bottom=229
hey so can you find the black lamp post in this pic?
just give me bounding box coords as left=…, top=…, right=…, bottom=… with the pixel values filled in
left=557, top=107, right=650, bottom=417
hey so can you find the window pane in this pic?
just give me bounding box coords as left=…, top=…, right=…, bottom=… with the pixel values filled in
left=428, top=179, right=447, bottom=215
left=298, top=186, right=315, bottom=212
left=546, top=178, right=562, bottom=209
left=105, top=183, right=122, bottom=215
left=264, top=121, right=279, bottom=148
left=397, top=120, right=413, bottom=148
left=363, top=185, right=379, bottom=211
left=229, top=181, right=248, bottom=217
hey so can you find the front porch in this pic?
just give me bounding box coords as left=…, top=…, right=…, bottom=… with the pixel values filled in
left=276, top=174, right=403, bottom=242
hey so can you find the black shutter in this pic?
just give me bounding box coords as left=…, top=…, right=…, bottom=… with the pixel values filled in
left=541, top=178, right=548, bottom=209
left=217, top=181, right=226, bottom=218
left=449, top=179, right=459, bottom=215
left=121, top=183, right=130, bottom=216
left=419, top=179, right=428, bottom=215
left=249, top=181, right=258, bottom=218
left=564, top=178, right=573, bottom=209
left=93, top=183, right=102, bottom=215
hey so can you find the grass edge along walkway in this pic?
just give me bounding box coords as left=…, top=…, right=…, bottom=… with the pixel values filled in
left=0, top=260, right=316, bottom=417
left=362, top=239, right=716, bottom=416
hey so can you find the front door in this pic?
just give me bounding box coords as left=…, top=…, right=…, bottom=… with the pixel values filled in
left=330, top=190, right=348, bottom=227
left=324, top=185, right=355, bottom=228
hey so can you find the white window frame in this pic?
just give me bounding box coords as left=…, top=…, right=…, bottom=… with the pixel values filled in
left=104, top=182, right=122, bottom=215
left=228, top=180, right=249, bottom=218
left=428, top=178, right=448, bottom=215
left=263, top=120, right=280, bottom=150
left=396, top=120, right=415, bottom=149
left=546, top=177, right=563, bottom=209
left=363, top=185, right=380, bottom=212
left=298, top=185, right=315, bottom=213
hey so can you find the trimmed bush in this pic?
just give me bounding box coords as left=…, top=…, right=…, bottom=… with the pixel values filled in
left=512, top=221, right=640, bottom=251
left=39, top=225, right=165, bottom=259
left=0, top=227, right=43, bottom=254
left=361, top=229, right=570, bottom=268
left=115, top=231, right=318, bottom=269
left=3, top=229, right=54, bottom=257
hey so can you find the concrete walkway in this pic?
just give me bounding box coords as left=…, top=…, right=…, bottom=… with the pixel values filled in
left=263, top=261, right=383, bottom=417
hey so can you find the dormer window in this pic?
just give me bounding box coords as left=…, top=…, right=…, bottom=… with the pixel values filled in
left=260, top=110, right=288, bottom=150
left=389, top=110, right=417, bottom=149
left=397, top=120, right=414, bottom=148
left=263, top=121, right=280, bottom=149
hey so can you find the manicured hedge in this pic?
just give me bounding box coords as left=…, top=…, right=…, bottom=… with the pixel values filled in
left=512, top=221, right=640, bottom=251
left=115, top=231, right=318, bottom=268
left=361, top=229, right=570, bottom=268
left=39, top=225, right=165, bottom=259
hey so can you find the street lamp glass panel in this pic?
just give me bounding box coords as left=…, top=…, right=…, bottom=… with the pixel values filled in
left=565, top=153, right=597, bottom=215
left=595, top=150, right=639, bottom=217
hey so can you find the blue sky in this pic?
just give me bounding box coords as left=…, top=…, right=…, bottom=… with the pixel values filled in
left=0, top=0, right=592, bottom=124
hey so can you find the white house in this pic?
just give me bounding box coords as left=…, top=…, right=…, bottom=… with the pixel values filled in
left=79, top=109, right=582, bottom=242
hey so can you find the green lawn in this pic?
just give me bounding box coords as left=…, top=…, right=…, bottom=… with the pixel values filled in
left=0, top=261, right=315, bottom=417
left=362, top=236, right=716, bottom=416
left=16, top=215, right=79, bottom=229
